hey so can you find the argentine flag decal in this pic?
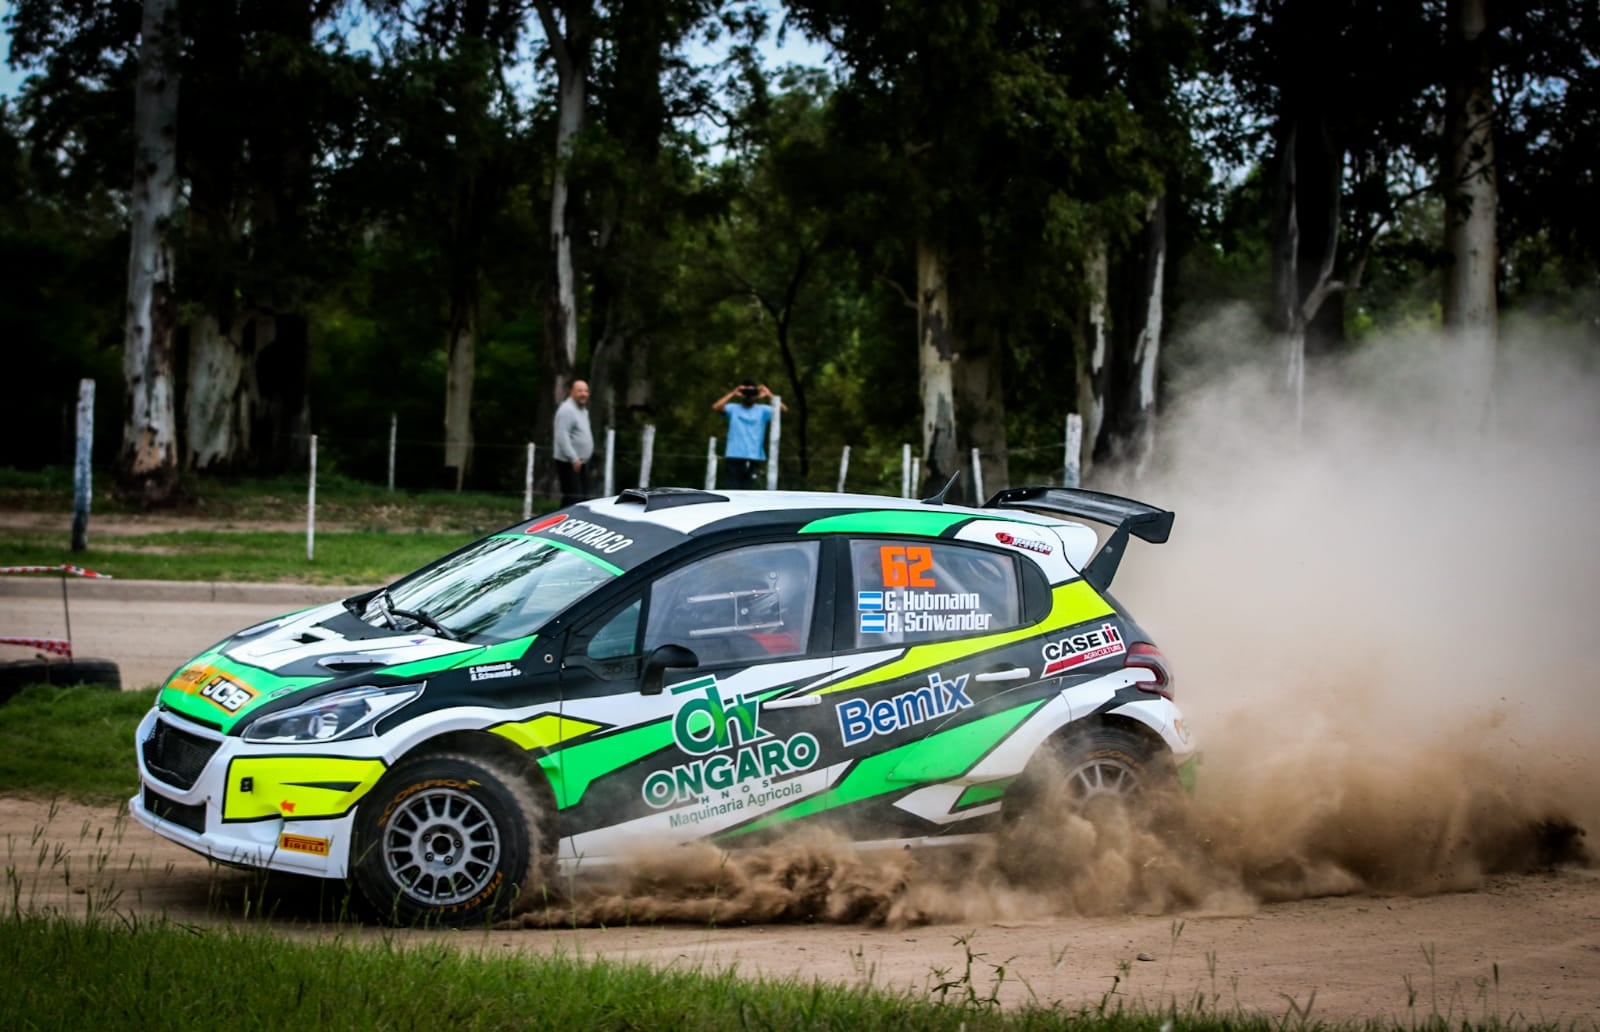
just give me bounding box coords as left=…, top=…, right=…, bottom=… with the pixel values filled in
left=858, top=591, right=886, bottom=633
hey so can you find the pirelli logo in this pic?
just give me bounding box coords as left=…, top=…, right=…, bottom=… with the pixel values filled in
left=278, top=833, right=330, bottom=857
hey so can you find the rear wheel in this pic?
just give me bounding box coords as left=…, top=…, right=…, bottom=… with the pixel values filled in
left=1006, top=724, right=1174, bottom=820
left=351, top=752, right=551, bottom=926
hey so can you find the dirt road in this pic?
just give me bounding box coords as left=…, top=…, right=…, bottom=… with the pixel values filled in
left=5, top=796, right=1597, bottom=1027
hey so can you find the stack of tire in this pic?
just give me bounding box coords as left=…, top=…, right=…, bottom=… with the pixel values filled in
left=0, top=656, right=122, bottom=705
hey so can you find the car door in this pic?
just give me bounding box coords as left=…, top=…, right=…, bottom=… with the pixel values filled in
left=552, top=538, right=839, bottom=861
left=817, top=536, right=1048, bottom=836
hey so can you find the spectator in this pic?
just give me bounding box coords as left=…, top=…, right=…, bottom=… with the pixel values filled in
left=712, top=380, right=786, bottom=490
left=553, top=379, right=594, bottom=505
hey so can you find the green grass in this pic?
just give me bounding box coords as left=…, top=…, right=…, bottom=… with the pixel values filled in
left=0, top=466, right=539, bottom=530
left=0, top=686, right=155, bottom=801
left=0, top=529, right=478, bottom=583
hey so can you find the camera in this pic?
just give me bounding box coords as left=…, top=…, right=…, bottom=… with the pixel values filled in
left=738, top=386, right=760, bottom=399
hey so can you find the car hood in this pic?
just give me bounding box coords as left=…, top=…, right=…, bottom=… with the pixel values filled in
left=156, top=600, right=520, bottom=734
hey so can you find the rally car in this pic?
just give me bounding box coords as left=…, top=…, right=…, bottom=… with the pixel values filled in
left=131, top=485, right=1196, bottom=925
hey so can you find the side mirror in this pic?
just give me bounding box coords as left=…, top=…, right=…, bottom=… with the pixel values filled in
left=640, top=644, right=699, bottom=696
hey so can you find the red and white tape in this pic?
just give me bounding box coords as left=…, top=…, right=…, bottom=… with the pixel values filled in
left=0, top=564, right=112, bottom=578
left=0, top=636, right=72, bottom=657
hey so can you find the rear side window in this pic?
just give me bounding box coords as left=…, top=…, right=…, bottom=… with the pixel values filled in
left=848, top=540, right=1022, bottom=648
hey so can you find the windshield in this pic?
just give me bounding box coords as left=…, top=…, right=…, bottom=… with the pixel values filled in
left=368, top=536, right=615, bottom=642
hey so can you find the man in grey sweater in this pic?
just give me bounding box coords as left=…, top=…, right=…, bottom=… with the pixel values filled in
left=552, top=379, right=594, bottom=506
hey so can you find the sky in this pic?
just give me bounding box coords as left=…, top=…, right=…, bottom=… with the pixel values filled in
left=0, top=2, right=828, bottom=103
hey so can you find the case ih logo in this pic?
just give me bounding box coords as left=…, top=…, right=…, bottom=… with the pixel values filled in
left=1041, top=622, right=1125, bottom=677
left=995, top=531, right=1052, bottom=555
left=525, top=514, right=633, bottom=554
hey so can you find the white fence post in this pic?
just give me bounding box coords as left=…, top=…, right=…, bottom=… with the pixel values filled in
left=306, top=434, right=318, bottom=561
left=639, top=424, right=656, bottom=489
left=911, top=456, right=920, bottom=498
left=387, top=413, right=397, bottom=492
left=704, top=437, right=718, bottom=490
left=901, top=444, right=911, bottom=498
left=970, top=447, right=984, bottom=503
left=71, top=378, right=94, bottom=553
left=603, top=427, right=616, bottom=496
left=836, top=445, right=850, bottom=493
left=522, top=443, right=536, bottom=519
left=1064, top=413, right=1083, bottom=488
left=765, top=396, right=782, bottom=490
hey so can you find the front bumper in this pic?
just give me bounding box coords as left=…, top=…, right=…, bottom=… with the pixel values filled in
left=130, top=707, right=370, bottom=879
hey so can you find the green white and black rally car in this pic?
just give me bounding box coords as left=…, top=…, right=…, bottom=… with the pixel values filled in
left=132, top=485, right=1196, bottom=924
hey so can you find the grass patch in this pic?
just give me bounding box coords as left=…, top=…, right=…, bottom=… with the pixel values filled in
left=0, top=686, right=155, bottom=801
left=0, top=466, right=538, bottom=531
left=0, top=529, right=477, bottom=583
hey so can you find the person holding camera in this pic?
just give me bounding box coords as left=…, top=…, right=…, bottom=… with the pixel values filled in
left=712, top=380, right=787, bottom=490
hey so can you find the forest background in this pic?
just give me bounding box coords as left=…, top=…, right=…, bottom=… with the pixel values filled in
left=1, top=0, right=1595, bottom=506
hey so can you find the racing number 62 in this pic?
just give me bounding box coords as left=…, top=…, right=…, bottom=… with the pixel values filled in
left=880, top=545, right=935, bottom=588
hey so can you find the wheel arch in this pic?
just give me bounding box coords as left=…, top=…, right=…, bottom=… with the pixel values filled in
left=385, top=729, right=561, bottom=857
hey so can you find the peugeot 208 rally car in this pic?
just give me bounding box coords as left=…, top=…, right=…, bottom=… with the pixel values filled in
left=132, top=485, right=1195, bottom=924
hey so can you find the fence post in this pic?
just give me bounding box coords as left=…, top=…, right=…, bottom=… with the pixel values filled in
left=603, top=427, right=616, bottom=497
left=639, top=424, right=656, bottom=489
left=836, top=445, right=850, bottom=493
left=765, top=396, right=782, bottom=490
left=901, top=444, right=911, bottom=498
left=1064, top=413, right=1083, bottom=488
left=306, top=434, right=318, bottom=561
left=970, top=447, right=984, bottom=504
left=387, top=413, right=397, bottom=492
left=71, top=378, right=94, bottom=553
left=705, top=436, right=718, bottom=491
left=911, top=456, right=920, bottom=498
left=523, top=443, right=536, bottom=519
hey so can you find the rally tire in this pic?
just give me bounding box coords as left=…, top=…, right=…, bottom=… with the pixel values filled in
left=351, top=751, right=550, bottom=927
left=1005, top=723, right=1174, bottom=821
left=0, top=657, right=121, bottom=704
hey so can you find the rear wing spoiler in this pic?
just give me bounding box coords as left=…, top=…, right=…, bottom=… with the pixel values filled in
left=982, top=486, right=1174, bottom=592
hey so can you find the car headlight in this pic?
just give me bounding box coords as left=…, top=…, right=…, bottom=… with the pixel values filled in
left=242, top=683, right=423, bottom=744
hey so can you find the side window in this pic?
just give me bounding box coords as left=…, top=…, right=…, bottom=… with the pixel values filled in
left=849, top=539, right=1021, bottom=648
left=586, top=599, right=641, bottom=661
left=644, top=541, right=820, bottom=665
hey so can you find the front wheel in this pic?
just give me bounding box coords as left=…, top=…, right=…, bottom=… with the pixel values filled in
left=351, top=752, right=550, bottom=926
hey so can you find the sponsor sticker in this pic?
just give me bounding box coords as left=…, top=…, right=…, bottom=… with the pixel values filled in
left=173, top=664, right=259, bottom=714
left=995, top=531, right=1053, bottom=556
left=525, top=514, right=633, bottom=554
left=640, top=675, right=819, bottom=811
left=836, top=672, right=973, bottom=746
left=278, top=833, right=330, bottom=857
left=1041, top=622, right=1126, bottom=677
left=856, top=587, right=993, bottom=634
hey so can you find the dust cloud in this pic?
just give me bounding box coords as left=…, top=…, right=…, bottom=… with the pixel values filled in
left=507, top=323, right=1598, bottom=930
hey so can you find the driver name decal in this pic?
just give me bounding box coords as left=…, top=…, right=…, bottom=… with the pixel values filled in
left=1041, top=622, right=1125, bottom=677
left=641, top=675, right=819, bottom=816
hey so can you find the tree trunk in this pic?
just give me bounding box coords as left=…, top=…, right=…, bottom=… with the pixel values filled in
left=1075, top=238, right=1109, bottom=480
left=1123, top=195, right=1166, bottom=476
left=119, top=0, right=182, bottom=507
left=536, top=1, right=591, bottom=439
left=1443, top=0, right=1498, bottom=420
left=916, top=237, right=958, bottom=493
left=955, top=325, right=1007, bottom=503
left=443, top=304, right=476, bottom=491
left=184, top=314, right=248, bottom=470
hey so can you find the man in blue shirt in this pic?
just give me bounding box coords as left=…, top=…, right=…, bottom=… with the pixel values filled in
left=712, top=379, right=787, bottom=489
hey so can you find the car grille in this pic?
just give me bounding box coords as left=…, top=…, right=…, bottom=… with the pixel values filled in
left=143, top=787, right=206, bottom=834
left=142, top=720, right=220, bottom=790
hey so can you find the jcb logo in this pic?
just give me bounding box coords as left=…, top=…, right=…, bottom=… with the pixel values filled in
left=200, top=676, right=255, bottom=712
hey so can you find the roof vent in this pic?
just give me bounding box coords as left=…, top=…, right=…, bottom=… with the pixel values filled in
left=616, top=487, right=730, bottom=511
